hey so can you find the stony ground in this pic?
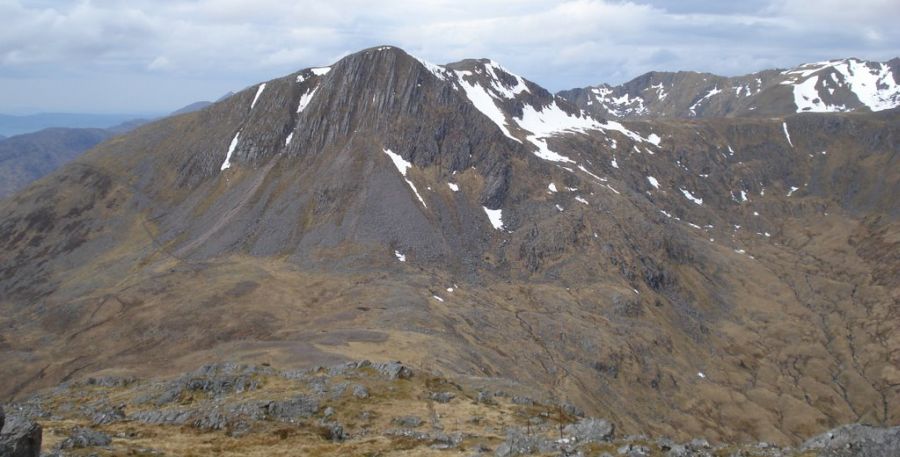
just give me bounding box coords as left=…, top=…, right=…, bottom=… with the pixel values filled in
left=3, top=361, right=897, bottom=456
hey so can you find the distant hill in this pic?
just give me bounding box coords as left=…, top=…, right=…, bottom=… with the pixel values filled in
left=0, top=127, right=114, bottom=198
left=171, top=101, right=213, bottom=116
left=0, top=100, right=222, bottom=199
left=0, top=112, right=150, bottom=137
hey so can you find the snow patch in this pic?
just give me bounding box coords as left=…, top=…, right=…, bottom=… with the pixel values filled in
left=297, top=87, right=319, bottom=113
left=483, top=207, right=504, bottom=230
left=548, top=183, right=557, bottom=193
left=647, top=176, right=660, bottom=189
left=285, top=132, right=293, bottom=146
left=680, top=188, right=703, bottom=205
left=394, top=250, right=406, bottom=262
left=311, top=67, right=331, bottom=76
left=383, top=148, right=427, bottom=208
left=251, top=83, right=266, bottom=110
left=455, top=71, right=521, bottom=143
left=575, top=196, right=589, bottom=205
left=220, top=132, right=241, bottom=171
left=447, top=182, right=460, bottom=192
left=782, top=122, right=794, bottom=147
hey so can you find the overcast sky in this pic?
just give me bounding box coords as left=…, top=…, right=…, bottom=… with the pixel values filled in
left=1, top=0, right=898, bottom=114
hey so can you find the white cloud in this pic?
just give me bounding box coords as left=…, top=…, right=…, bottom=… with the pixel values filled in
left=0, top=0, right=896, bottom=113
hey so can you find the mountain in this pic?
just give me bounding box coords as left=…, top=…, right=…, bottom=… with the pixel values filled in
left=1, top=46, right=898, bottom=448
left=0, top=112, right=151, bottom=137
left=0, top=101, right=226, bottom=200
left=558, top=57, right=900, bottom=119
left=0, top=127, right=113, bottom=198
left=171, top=100, right=214, bottom=116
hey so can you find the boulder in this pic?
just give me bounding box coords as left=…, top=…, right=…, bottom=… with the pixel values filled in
left=58, top=427, right=111, bottom=449
left=563, top=417, right=615, bottom=444
left=0, top=414, right=42, bottom=457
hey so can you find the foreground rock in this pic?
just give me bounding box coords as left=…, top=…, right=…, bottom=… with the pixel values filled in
left=0, top=413, right=42, bottom=457
left=801, top=424, right=900, bottom=457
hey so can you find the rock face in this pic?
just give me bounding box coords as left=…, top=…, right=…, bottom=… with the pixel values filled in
left=0, top=414, right=42, bottom=457
left=0, top=45, right=898, bottom=446
left=801, top=424, right=900, bottom=457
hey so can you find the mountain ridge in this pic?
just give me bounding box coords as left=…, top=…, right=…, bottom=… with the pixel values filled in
left=1, top=45, right=898, bottom=446
left=558, top=56, right=900, bottom=120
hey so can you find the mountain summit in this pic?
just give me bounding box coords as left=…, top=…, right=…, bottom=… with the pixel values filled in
left=1, top=46, right=898, bottom=446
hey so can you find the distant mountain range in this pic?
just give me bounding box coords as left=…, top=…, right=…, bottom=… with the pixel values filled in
left=0, top=128, right=114, bottom=198
left=0, top=113, right=150, bottom=137
left=0, top=100, right=219, bottom=198
left=558, top=57, right=900, bottom=119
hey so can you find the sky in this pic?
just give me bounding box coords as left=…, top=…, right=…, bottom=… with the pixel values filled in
left=1, top=0, right=898, bottom=114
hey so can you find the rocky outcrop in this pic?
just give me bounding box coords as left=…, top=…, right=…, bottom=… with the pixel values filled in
left=801, top=424, right=900, bottom=457
left=0, top=413, right=42, bottom=457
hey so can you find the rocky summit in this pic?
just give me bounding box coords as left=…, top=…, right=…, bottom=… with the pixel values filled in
left=0, top=45, right=898, bottom=456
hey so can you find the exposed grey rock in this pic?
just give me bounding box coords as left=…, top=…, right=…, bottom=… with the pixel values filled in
left=375, top=361, right=413, bottom=380
left=563, top=417, right=615, bottom=444
left=57, top=427, right=111, bottom=449
left=392, top=416, right=424, bottom=428
left=617, top=443, right=649, bottom=456
left=0, top=414, right=42, bottom=457
left=91, top=405, right=126, bottom=425
left=430, top=431, right=464, bottom=449
left=688, top=438, right=710, bottom=449
left=476, top=391, right=495, bottom=405
left=511, top=396, right=533, bottom=406
left=430, top=391, right=456, bottom=403
left=352, top=384, right=369, bottom=399
left=664, top=444, right=690, bottom=457
left=320, top=421, right=346, bottom=442
left=560, top=402, right=585, bottom=418
left=801, top=424, right=900, bottom=457
left=494, top=428, right=553, bottom=457
left=262, top=395, right=320, bottom=421
left=385, top=428, right=432, bottom=441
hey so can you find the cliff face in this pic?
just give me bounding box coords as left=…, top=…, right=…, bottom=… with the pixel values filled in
left=0, top=46, right=897, bottom=445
